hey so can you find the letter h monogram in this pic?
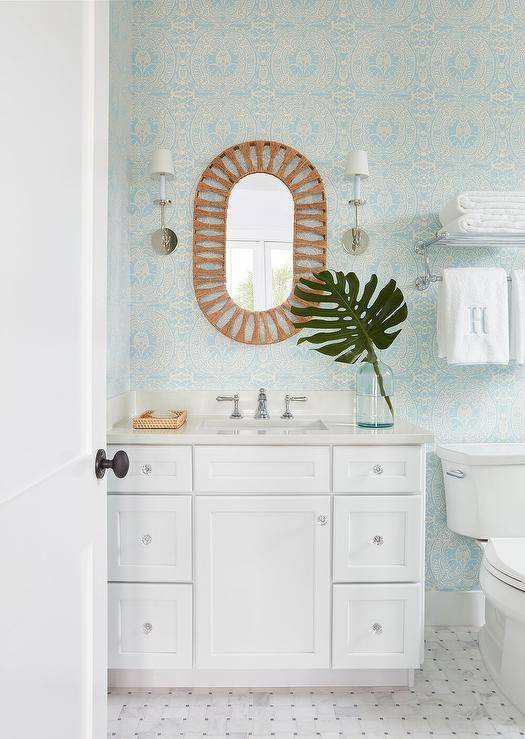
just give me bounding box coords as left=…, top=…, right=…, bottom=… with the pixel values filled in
left=468, top=306, right=488, bottom=335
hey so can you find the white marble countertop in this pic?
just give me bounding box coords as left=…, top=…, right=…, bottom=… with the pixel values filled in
left=108, top=415, right=433, bottom=446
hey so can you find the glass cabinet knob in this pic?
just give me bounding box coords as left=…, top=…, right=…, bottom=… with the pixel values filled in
left=140, top=534, right=152, bottom=546
left=372, top=534, right=384, bottom=546
left=142, top=622, right=153, bottom=635
left=371, top=622, right=383, bottom=635
left=372, top=464, right=384, bottom=475
left=141, top=464, right=153, bottom=475
left=317, top=514, right=328, bottom=526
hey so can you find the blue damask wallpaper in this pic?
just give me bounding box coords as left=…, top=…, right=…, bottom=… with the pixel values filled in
left=109, top=0, right=525, bottom=590
left=108, top=1, right=132, bottom=397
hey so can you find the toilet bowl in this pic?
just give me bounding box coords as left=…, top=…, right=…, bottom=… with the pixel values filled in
left=480, top=538, right=525, bottom=713
left=437, top=444, right=525, bottom=712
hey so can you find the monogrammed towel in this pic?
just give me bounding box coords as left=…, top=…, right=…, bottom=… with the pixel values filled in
left=437, top=267, right=509, bottom=364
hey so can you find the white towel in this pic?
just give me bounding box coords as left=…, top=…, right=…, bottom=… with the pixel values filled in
left=510, top=270, right=525, bottom=364
left=440, top=192, right=525, bottom=225
left=438, top=215, right=525, bottom=235
left=437, top=268, right=509, bottom=365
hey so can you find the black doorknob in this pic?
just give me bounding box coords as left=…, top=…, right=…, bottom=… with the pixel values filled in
left=95, top=449, right=129, bottom=479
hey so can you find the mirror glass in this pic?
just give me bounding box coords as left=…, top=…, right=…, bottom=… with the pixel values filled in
left=226, top=173, right=294, bottom=311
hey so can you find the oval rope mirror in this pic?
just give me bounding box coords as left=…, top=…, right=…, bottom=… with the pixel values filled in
left=193, top=140, right=327, bottom=344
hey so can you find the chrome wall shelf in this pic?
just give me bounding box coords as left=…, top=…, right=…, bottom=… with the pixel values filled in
left=415, top=232, right=525, bottom=290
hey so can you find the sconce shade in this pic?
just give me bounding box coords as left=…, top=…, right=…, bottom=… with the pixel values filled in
left=345, top=150, right=369, bottom=178
left=149, top=148, right=174, bottom=178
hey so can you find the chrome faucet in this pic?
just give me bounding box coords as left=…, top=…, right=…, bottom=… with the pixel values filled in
left=254, top=388, right=269, bottom=419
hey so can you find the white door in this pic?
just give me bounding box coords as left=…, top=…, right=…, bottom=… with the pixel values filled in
left=0, top=3, right=110, bottom=737
left=195, top=495, right=331, bottom=669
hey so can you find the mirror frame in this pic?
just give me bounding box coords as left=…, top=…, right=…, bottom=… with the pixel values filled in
left=193, top=140, right=327, bottom=345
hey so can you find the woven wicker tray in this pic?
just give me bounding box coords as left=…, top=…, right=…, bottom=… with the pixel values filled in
left=132, top=410, right=187, bottom=430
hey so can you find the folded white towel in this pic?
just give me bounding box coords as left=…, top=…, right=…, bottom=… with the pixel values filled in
left=438, top=215, right=525, bottom=234
left=510, top=270, right=525, bottom=364
left=440, top=191, right=525, bottom=225
left=437, top=268, right=509, bottom=365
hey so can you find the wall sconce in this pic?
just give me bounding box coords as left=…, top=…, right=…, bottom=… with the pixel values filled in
left=150, top=148, right=177, bottom=254
left=342, top=150, right=369, bottom=255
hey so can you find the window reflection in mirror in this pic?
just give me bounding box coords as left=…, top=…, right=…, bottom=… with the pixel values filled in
left=226, top=173, right=294, bottom=311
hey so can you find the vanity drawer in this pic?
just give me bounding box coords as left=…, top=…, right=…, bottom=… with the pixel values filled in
left=332, top=583, right=421, bottom=669
left=108, top=583, right=192, bottom=669
left=108, top=495, right=192, bottom=582
left=194, top=446, right=330, bottom=493
left=333, top=495, right=422, bottom=582
left=107, top=445, right=192, bottom=493
left=333, top=445, right=423, bottom=493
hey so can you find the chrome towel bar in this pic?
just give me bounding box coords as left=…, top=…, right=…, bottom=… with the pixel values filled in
left=415, top=232, right=525, bottom=290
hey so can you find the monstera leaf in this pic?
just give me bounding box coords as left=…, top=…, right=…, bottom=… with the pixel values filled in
left=291, top=271, right=408, bottom=416
left=291, top=271, right=407, bottom=363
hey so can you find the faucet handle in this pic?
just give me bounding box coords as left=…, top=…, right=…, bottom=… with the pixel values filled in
left=216, top=393, right=242, bottom=419
left=281, top=394, right=308, bottom=419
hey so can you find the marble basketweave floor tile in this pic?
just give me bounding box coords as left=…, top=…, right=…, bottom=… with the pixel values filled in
left=108, top=628, right=525, bottom=738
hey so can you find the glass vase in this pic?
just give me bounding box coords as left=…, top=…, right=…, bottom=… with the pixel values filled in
left=356, top=360, right=394, bottom=428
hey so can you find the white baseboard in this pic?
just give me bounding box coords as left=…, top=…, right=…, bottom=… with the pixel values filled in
left=425, top=590, right=485, bottom=627
left=109, top=667, right=413, bottom=689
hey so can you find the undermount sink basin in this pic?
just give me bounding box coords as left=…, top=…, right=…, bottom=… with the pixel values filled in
left=198, top=417, right=328, bottom=434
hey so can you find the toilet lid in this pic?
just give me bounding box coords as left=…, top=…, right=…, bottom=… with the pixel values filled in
left=484, top=538, right=525, bottom=590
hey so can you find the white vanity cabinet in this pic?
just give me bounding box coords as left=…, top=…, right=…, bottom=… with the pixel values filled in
left=107, top=432, right=428, bottom=687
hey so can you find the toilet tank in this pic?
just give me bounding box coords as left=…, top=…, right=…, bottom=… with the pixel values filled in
left=437, top=444, right=525, bottom=538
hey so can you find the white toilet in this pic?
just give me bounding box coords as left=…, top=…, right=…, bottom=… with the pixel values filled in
left=437, top=443, right=525, bottom=713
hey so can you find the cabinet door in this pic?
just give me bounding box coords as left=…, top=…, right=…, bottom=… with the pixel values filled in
left=107, top=445, right=192, bottom=493
left=195, top=495, right=330, bottom=669
left=108, top=495, right=192, bottom=582
left=108, top=583, right=192, bottom=669
left=194, top=446, right=330, bottom=493
left=332, top=583, right=421, bottom=669
left=333, top=446, right=423, bottom=494
left=333, top=495, right=422, bottom=582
